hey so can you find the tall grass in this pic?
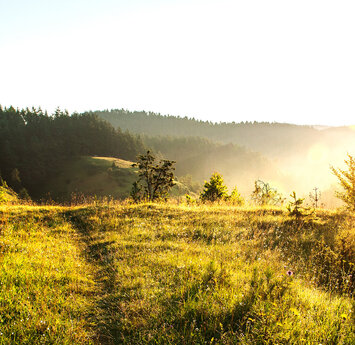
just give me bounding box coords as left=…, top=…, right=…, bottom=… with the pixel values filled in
left=0, top=202, right=353, bottom=344
left=0, top=207, right=96, bottom=344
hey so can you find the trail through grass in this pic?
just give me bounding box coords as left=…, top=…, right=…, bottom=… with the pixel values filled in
left=0, top=203, right=354, bottom=344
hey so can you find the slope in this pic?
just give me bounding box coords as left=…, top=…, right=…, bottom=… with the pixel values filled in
left=34, top=156, right=137, bottom=202
left=88, top=109, right=355, bottom=200
left=89, top=109, right=355, bottom=159
left=0, top=202, right=353, bottom=344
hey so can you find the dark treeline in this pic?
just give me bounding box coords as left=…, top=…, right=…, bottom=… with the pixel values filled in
left=89, top=109, right=355, bottom=158
left=0, top=106, right=145, bottom=197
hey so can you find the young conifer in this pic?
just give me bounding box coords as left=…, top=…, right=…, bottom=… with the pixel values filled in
left=200, top=172, right=228, bottom=202
left=331, top=154, right=355, bottom=211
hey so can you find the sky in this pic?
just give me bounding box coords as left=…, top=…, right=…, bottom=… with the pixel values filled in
left=1, top=0, right=355, bottom=126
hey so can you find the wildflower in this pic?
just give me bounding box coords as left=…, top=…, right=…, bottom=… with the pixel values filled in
left=286, top=270, right=294, bottom=276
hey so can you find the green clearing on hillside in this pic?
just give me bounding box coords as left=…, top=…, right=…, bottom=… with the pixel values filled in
left=36, top=156, right=137, bottom=202
left=35, top=156, right=198, bottom=203
left=0, top=203, right=353, bottom=344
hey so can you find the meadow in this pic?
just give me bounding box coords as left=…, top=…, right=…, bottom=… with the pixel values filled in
left=33, top=156, right=138, bottom=202
left=0, top=191, right=354, bottom=344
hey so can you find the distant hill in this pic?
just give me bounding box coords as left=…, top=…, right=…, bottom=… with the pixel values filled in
left=88, top=109, right=355, bottom=159
left=143, top=136, right=280, bottom=196
left=87, top=109, right=355, bottom=200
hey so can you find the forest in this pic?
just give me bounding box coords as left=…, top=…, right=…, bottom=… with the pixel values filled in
left=89, top=108, right=355, bottom=159
left=0, top=106, right=276, bottom=201
left=2, top=105, right=353, bottom=205
left=90, top=109, right=355, bottom=204
left=0, top=106, right=144, bottom=198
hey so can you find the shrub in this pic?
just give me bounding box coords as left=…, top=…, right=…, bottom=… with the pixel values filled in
left=185, top=194, right=196, bottom=204
left=228, top=186, right=245, bottom=205
left=251, top=180, right=284, bottom=206
left=286, top=191, right=313, bottom=220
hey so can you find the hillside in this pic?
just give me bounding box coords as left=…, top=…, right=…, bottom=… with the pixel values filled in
left=0, top=183, right=19, bottom=204
left=1, top=106, right=353, bottom=204
left=142, top=136, right=279, bottom=196
left=32, top=156, right=198, bottom=202
left=89, top=109, right=355, bottom=159
left=32, top=156, right=137, bottom=202
left=0, top=200, right=353, bottom=344
left=0, top=106, right=145, bottom=198
left=87, top=109, right=355, bottom=201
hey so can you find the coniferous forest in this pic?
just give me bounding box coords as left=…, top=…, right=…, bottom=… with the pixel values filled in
left=89, top=108, right=355, bottom=158
left=2, top=105, right=353, bottom=204
left=0, top=106, right=144, bottom=197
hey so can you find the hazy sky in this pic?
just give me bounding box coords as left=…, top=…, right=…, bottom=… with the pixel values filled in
left=1, top=0, right=355, bottom=126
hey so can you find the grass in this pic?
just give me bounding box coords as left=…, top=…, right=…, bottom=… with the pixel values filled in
left=31, top=155, right=200, bottom=203
left=34, top=156, right=137, bottom=202
left=0, top=206, right=96, bottom=344
left=0, top=202, right=353, bottom=344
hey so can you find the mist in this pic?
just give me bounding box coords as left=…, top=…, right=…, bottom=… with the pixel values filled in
left=92, top=109, right=354, bottom=208
left=223, top=130, right=354, bottom=207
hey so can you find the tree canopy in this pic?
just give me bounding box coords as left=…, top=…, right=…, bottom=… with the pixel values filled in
left=131, top=151, right=176, bottom=201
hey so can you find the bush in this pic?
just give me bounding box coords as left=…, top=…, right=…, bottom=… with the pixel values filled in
left=251, top=180, right=284, bottom=206
left=228, top=186, right=245, bottom=205
left=286, top=191, right=313, bottom=221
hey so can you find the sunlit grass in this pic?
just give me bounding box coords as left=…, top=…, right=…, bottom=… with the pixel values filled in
left=0, top=208, right=96, bottom=344
left=0, top=202, right=353, bottom=344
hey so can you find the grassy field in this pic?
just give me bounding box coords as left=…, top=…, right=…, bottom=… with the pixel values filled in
left=33, top=156, right=195, bottom=203
left=0, top=200, right=354, bottom=344
left=34, top=156, right=138, bottom=202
